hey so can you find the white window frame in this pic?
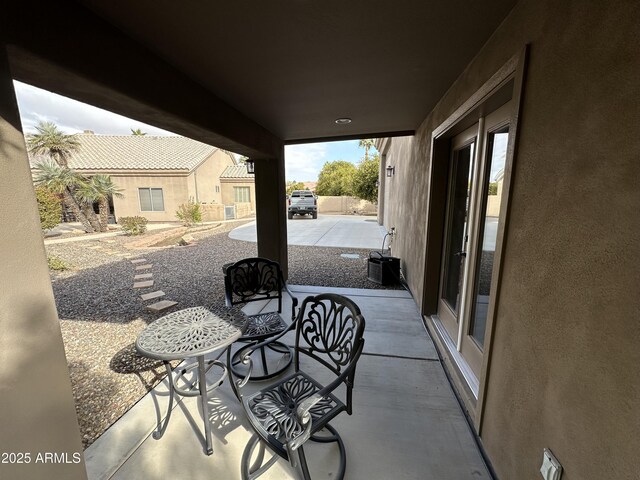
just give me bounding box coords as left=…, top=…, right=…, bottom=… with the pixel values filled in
left=138, top=187, right=165, bottom=212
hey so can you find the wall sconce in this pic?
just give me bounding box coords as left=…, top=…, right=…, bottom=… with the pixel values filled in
left=386, top=165, right=395, bottom=177
left=245, top=159, right=255, bottom=174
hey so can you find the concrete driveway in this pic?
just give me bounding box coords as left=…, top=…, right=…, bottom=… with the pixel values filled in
left=229, top=214, right=387, bottom=249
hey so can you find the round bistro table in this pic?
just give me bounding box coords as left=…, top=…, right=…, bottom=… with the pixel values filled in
left=136, top=306, right=246, bottom=455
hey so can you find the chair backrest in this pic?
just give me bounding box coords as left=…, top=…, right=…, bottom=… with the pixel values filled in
left=294, top=294, right=365, bottom=411
left=224, top=257, right=284, bottom=311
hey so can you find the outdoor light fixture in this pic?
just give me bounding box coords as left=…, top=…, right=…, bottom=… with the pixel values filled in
left=245, top=159, right=255, bottom=174
left=386, top=165, right=395, bottom=177
left=335, top=117, right=352, bottom=125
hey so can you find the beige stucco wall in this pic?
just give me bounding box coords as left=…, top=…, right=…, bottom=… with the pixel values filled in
left=109, top=173, right=188, bottom=222
left=381, top=1, right=640, bottom=479
left=200, top=203, right=224, bottom=221
left=317, top=196, right=377, bottom=215
left=187, top=149, right=234, bottom=205
left=220, top=179, right=256, bottom=213
left=0, top=51, right=87, bottom=479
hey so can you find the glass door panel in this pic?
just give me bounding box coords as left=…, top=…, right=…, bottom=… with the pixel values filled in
left=469, top=128, right=509, bottom=348
left=438, top=122, right=478, bottom=342
left=443, top=143, right=474, bottom=314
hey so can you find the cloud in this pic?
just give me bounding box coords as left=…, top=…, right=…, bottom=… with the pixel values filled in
left=285, top=143, right=329, bottom=182
left=13, top=81, right=175, bottom=136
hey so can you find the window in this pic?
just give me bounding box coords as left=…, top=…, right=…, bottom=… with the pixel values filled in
left=139, top=188, right=164, bottom=211
left=234, top=186, right=251, bottom=203
left=215, top=185, right=220, bottom=193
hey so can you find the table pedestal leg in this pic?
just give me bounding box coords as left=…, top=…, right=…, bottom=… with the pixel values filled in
left=198, top=355, right=214, bottom=455
left=153, top=361, right=175, bottom=440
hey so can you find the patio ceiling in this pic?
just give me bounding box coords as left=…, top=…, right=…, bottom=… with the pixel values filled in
left=4, top=0, right=517, bottom=152
left=78, top=0, right=517, bottom=143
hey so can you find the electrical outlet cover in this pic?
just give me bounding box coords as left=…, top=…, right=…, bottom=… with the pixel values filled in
left=540, top=448, right=562, bottom=480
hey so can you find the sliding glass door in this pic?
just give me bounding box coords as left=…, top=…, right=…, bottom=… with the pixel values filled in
left=438, top=102, right=511, bottom=381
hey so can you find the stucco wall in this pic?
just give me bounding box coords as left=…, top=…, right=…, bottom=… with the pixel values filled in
left=187, top=149, right=234, bottom=205
left=111, top=174, right=189, bottom=222
left=317, top=196, right=377, bottom=215
left=200, top=203, right=224, bottom=221
left=382, top=1, right=639, bottom=478
left=220, top=179, right=256, bottom=213
left=0, top=51, right=87, bottom=479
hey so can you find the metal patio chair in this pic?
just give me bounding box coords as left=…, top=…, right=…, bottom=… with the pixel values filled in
left=224, top=257, right=299, bottom=380
left=229, top=293, right=366, bottom=480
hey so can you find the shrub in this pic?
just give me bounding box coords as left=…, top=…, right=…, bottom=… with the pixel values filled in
left=488, top=182, right=498, bottom=196
left=35, top=186, right=62, bottom=232
left=119, top=216, right=148, bottom=235
left=176, top=200, right=202, bottom=226
left=48, top=255, right=70, bottom=271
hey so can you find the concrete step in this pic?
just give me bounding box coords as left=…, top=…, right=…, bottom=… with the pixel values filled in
left=134, top=273, right=153, bottom=280
left=146, top=300, right=178, bottom=313
left=130, top=259, right=147, bottom=264
left=133, top=280, right=154, bottom=289
left=140, top=290, right=165, bottom=301
left=135, top=264, right=153, bottom=271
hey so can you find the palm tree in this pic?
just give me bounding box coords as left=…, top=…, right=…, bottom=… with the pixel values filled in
left=358, top=139, right=376, bottom=160
left=33, top=160, right=96, bottom=233
left=26, top=121, right=80, bottom=167
left=130, top=128, right=147, bottom=136
left=77, top=175, right=123, bottom=232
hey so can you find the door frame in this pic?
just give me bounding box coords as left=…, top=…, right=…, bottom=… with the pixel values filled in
left=421, top=46, right=529, bottom=431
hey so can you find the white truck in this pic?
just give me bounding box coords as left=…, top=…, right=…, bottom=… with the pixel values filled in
left=288, top=190, right=318, bottom=219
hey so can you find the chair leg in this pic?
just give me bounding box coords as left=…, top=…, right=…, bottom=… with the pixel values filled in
left=230, top=341, right=293, bottom=381
left=290, top=446, right=312, bottom=480
left=260, top=345, right=269, bottom=376
left=241, top=435, right=280, bottom=480
left=309, top=424, right=347, bottom=480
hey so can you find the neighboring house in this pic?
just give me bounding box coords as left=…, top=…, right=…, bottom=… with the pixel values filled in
left=31, top=132, right=244, bottom=222
left=219, top=164, right=256, bottom=217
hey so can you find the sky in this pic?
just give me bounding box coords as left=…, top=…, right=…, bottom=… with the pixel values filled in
left=13, top=80, right=373, bottom=182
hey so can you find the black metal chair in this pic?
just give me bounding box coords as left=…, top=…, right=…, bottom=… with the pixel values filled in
left=224, top=257, right=299, bottom=381
left=229, top=293, right=366, bottom=480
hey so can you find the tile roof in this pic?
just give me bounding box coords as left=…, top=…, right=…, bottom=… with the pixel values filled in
left=30, top=134, right=218, bottom=171
left=220, top=164, right=253, bottom=178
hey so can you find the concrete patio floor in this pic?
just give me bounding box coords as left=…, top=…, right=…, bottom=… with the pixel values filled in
left=229, top=215, right=387, bottom=249
left=84, top=285, right=490, bottom=480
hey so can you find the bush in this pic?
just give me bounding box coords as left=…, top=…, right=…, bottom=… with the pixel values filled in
left=119, top=216, right=148, bottom=235
left=48, top=256, right=70, bottom=271
left=176, top=200, right=202, bottom=226
left=35, top=186, right=62, bottom=232
left=488, top=182, right=498, bottom=196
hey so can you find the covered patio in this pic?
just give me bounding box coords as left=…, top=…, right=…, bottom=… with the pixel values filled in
left=85, top=285, right=489, bottom=480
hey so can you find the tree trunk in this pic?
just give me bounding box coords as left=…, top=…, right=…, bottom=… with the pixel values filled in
left=83, top=204, right=101, bottom=232
left=62, top=188, right=94, bottom=233
left=98, top=198, right=110, bottom=232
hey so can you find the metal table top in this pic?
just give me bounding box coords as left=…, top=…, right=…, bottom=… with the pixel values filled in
left=136, top=306, right=246, bottom=361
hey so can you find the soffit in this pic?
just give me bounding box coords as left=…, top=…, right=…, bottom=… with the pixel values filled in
left=78, top=0, right=517, bottom=142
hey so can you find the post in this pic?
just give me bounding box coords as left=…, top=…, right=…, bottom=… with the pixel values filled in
left=0, top=46, right=87, bottom=479
left=253, top=149, right=288, bottom=277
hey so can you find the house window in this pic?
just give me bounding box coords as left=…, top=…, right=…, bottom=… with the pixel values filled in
left=215, top=185, right=220, bottom=193
left=234, top=186, right=250, bottom=203
left=139, top=188, right=164, bottom=211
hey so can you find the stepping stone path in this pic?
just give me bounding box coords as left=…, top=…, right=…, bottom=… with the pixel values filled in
left=133, top=280, right=154, bottom=289
left=140, top=290, right=165, bottom=301
left=146, top=300, right=178, bottom=313
left=130, top=259, right=178, bottom=313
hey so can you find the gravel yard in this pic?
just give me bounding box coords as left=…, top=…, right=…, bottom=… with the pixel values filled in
left=46, top=220, right=402, bottom=448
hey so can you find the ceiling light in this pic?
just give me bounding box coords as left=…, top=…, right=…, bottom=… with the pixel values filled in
left=335, top=118, right=352, bottom=125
